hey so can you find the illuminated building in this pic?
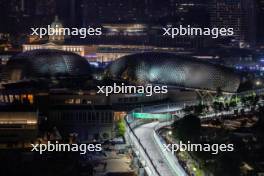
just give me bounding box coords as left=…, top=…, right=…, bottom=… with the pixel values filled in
left=2, top=49, right=92, bottom=83
left=0, top=107, right=38, bottom=145
left=22, top=18, right=148, bottom=61
left=106, top=52, right=241, bottom=93
left=257, top=0, right=264, bottom=46
left=22, top=16, right=97, bottom=57
left=49, top=15, right=65, bottom=44
left=23, top=43, right=95, bottom=57
left=81, top=0, right=144, bottom=24
left=210, top=0, right=256, bottom=47
left=103, top=24, right=147, bottom=36
left=0, top=49, right=167, bottom=141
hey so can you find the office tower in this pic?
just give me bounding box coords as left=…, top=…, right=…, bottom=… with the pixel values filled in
left=210, top=0, right=256, bottom=47
left=144, top=0, right=210, bottom=26
left=257, top=0, right=264, bottom=45
left=81, top=0, right=144, bottom=25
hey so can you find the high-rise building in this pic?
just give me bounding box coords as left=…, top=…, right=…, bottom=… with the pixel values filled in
left=210, top=0, right=256, bottom=47
left=82, top=0, right=210, bottom=25
left=0, top=0, right=57, bottom=33
left=257, top=0, right=264, bottom=46
left=0, top=0, right=82, bottom=33
left=81, top=0, right=145, bottom=25
left=144, top=0, right=210, bottom=26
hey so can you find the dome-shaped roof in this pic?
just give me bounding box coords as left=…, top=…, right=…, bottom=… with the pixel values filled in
left=4, top=49, right=92, bottom=81
left=50, top=16, right=63, bottom=28
left=106, top=52, right=241, bottom=93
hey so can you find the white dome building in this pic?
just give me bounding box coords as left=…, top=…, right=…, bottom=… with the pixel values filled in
left=49, top=16, right=65, bottom=43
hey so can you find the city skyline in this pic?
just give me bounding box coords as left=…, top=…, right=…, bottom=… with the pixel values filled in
left=0, top=1, right=264, bottom=176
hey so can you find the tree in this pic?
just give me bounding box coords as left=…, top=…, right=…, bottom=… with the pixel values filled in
left=194, top=104, right=207, bottom=115
left=117, top=119, right=126, bottom=137
left=213, top=101, right=224, bottom=112
left=183, top=105, right=193, bottom=114
left=173, top=114, right=201, bottom=142
left=216, top=87, right=223, bottom=97
left=214, top=152, right=241, bottom=176
left=229, top=99, right=237, bottom=108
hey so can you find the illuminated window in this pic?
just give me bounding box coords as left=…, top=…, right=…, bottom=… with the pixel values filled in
left=28, top=94, right=34, bottom=104
left=75, top=99, right=81, bottom=104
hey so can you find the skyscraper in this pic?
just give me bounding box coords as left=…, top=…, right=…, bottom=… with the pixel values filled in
left=81, top=0, right=145, bottom=25
left=257, top=0, right=264, bottom=46
left=144, top=0, right=209, bottom=26
left=210, top=0, right=256, bottom=47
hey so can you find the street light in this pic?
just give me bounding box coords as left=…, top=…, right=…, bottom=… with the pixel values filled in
left=256, top=80, right=262, bottom=86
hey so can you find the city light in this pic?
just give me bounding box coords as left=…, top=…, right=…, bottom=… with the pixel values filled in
left=0, top=0, right=264, bottom=176
left=256, top=80, right=262, bottom=86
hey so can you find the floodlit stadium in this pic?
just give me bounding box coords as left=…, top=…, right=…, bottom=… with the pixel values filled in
left=106, top=52, right=241, bottom=93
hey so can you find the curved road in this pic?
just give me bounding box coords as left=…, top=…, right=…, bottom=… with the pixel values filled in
left=134, top=121, right=186, bottom=176
left=128, top=102, right=195, bottom=176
